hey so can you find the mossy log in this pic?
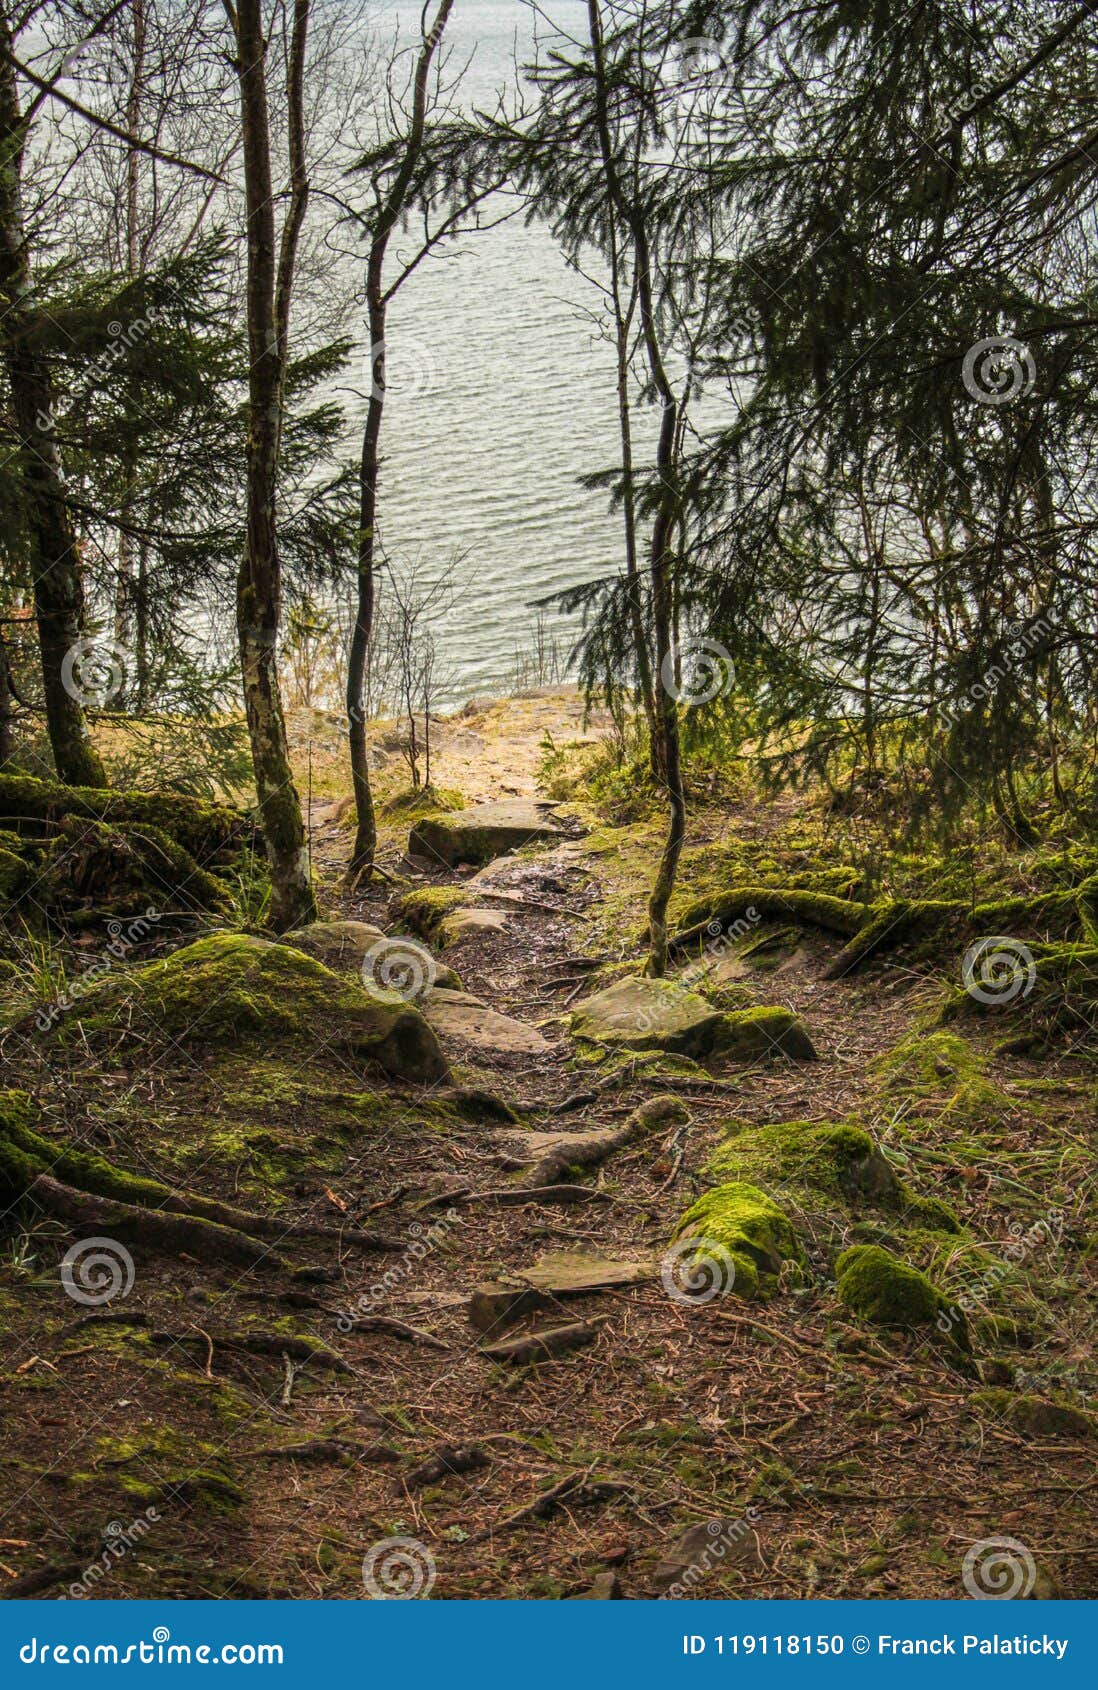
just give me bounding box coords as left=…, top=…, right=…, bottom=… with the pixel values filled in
left=0, top=772, right=252, bottom=863
left=39, top=816, right=233, bottom=916
left=671, top=888, right=870, bottom=955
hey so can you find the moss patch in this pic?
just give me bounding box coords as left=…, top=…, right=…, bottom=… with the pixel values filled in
left=971, top=1389, right=1095, bottom=1440
left=673, top=1181, right=803, bottom=1300
left=47, top=932, right=448, bottom=1084
left=835, top=1244, right=958, bottom=1338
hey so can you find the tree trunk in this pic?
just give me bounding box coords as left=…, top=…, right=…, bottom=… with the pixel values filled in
left=346, top=0, right=453, bottom=882
left=229, top=0, right=315, bottom=930
left=112, top=0, right=147, bottom=692
left=585, top=0, right=658, bottom=765
left=0, top=33, right=107, bottom=788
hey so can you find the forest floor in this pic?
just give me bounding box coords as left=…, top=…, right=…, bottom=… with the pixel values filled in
left=1, top=689, right=1096, bottom=1600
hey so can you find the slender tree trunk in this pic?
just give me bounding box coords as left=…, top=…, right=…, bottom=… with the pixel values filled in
left=645, top=396, right=686, bottom=977
left=229, top=0, right=315, bottom=930
left=113, top=0, right=147, bottom=688
left=346, top=0, right=454, bottom=881
left=0, top=630, right=14, bottom=765
left=585, top=0, right=659, bottom=768
left=0, top=35, right=106, bottom=788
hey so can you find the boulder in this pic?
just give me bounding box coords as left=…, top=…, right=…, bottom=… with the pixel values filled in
left=408, top=800, right=564, bottom=867
left=570, top=976, right=815, bottom=1062
left=437, top=907, right=508, bottom=947
left=424, top=988, right=550, bottom=1056
left=282, top=919, right=387, bottom=972
left=671, top=1182, right=804, bottom=1300
left=48, top=932, right=449, bottom=1085
left=835, top=1244, right=959, bottom=1337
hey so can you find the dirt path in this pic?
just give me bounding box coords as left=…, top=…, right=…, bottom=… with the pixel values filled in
left=2, top=750, right=1095, bottom=1602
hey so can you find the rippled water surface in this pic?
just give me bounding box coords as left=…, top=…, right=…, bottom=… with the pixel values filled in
left=344, top=0, right=621, bottom=698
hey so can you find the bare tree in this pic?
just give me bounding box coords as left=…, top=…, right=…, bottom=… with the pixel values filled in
left=345, top=0, right=454, bottom=882
left=224, top=0, right=316, bottom=929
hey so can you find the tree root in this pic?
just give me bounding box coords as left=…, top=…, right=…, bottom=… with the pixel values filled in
left=670, top=877, right=1098, bottom=981
left=520, top=1095, right=688, bottom=1189
left=671, top=887, right=870, bottom=955
left=2, top=1093, right=397, bottom=1268
left=28, top=1175, right=284, bottom=1268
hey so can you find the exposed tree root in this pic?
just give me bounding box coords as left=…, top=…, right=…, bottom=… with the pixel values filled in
left=520, top=1095, right=688, bottom=1189
left=1, top=1098, right=398, bottom=1263
left=670, top=876, right=1098, bottom=984
left=671, top=888, right=870, bottom=954
left=28, top=1175, right=283, bottom=1268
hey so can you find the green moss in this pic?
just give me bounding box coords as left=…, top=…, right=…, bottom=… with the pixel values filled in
left=675, top=887, right=870, bottom=941
left=87, top=1428, right=246, bottom=1511
left=0, top=771, right=250, bottom=862
left=0, top=845, right=28, bottom=901
left=875, top=1029, right=1018, bottom=1126
left=673, top=1181, right=804, bottom=1300
left=49, top=932, right=448, bottom=1083
left=835, top=1244, right=958, bottom=1337
left=710, top=1119, right=896, bottom=1205
left=394, top=886, right=473, bottom=939
left=971, top=1389, right=1095, bottom=1440
left=713, top=1005, right=817, bottom=1062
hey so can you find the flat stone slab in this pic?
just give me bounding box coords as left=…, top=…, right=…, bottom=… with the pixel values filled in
left=409, top=800, right=564, bottom=867
left=653, top=1519, right=763, bottom=1595
left=437, top=907, right=508, bottom=947
left=424, top=988, right=551, bottom=1056
left=571, top=975, right=815, bottom=1061
left=519, top=1250, right=655, bottom=1294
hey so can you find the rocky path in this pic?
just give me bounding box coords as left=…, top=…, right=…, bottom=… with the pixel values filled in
left=284, top=791, right=1097, bottom=1601
left=3, top=768, right=1095, bottom=1602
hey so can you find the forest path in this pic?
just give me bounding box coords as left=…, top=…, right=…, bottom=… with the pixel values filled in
left=285, top=783, right=1097, bottom=1600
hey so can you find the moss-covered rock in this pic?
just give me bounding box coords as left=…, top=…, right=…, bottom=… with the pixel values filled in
left=394, top=885, right=474, bottom=940
left=971, top=1389, right=1096, bottom=1440
left=46, top=932, right=448, bottom=1084
left=713, top=1005, right=817, bottom=1062
left=571, top=976, right=815, bottom=1062
left=282, top=919, right=387, bottom=972
left=711, top=1119, right=899, bottom=1207
left=835, top=1243, right=959, bottom=1337
left=672, top=1181, right=804, bottom=1299
left=408, top=800, right=564, bottom=868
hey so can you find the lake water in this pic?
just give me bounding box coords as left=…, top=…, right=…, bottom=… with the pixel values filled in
left=342, top=0, right=622, bottom=701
